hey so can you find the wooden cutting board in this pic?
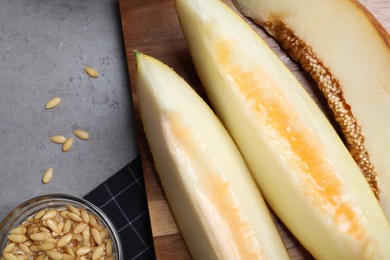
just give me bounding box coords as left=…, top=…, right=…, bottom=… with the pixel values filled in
left=118, top=0, right=389, bottom=259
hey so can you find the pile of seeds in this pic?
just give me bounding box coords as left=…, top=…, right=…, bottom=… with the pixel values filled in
left=1, top=204, right=114, bottom=260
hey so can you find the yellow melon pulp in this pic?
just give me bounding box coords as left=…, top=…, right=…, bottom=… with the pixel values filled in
left=175, top=0, right=390, bottom=258
left=215, top=38, right=364, bottom=239
left=135, top=52, right=289, bottom=260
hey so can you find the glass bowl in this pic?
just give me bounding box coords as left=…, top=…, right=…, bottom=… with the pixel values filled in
left=0, top=193, right=123, bottom=259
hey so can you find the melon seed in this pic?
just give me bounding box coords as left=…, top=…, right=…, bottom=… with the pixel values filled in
left=7, top=234, right=27, bottom=243
left=50, top=135, right=67, bottom=144
left=45, top=250, right=62, bottom=260
left=62, top=137, right=74, bottom=152
left=46, top=219, right=59, bottom=233
left=10, top=226, right=26, bottom=235
left=67, top=212, right=82, bottom=222
left=73, top=223, right=88, bottom=234
left=75, top=246, right=91, bottom=256
left=29, top=232, right=49, bottom=242
left=2, top=243, right=15, bottom=253
left=42, top=168, right=53, bottom=184
left=38, top=242, right=55, bottom=251
left=73, top=129, right=89, bottom=140
left=84, top=67, right=99, bottom=78
left=2, top=253, right=17, bottom=260
left=45, top=97, right=61, bottom=109
left=41, top=210, right=57, bottom=220
left=67, top=204, right=81, bottom=216
left=57, top=234, right=72, bottom=248
left=91, top=228, right=102, bottom=245
left=91, top=245, right=104, bottom=260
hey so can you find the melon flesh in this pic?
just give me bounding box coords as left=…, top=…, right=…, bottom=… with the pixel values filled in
left=175, top=0, right=390, bottom=258
left=135, top=52, right=289, bottom=260
left=233, top=0, right=390, bottom=221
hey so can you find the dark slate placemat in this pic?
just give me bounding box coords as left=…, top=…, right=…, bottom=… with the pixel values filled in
left=84, top=156, right=155, bottom=260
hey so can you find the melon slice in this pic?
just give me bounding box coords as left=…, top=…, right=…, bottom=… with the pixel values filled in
left=135, top=52, right=289, bottom=260
left=232, top=0, right=390, bottom=220
left=175, top=0, right=390, bottom=258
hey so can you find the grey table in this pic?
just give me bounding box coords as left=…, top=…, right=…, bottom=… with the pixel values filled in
left=0, top=0, right=138, bottom=221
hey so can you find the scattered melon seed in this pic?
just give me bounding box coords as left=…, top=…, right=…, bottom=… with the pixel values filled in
left=73, top=129, right=90, bottom=140
left=45, top=97, right=61, bottom=109
left=42, top=168, right=53, bottom=184
left=49, top=135, right=67, bottom=144
left=62, top=137, right=74, bottom=152
left=84, top=67, right=99, bottom=78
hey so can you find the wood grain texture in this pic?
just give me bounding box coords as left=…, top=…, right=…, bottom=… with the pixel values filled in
left=118, top=0, right=389, bottom=259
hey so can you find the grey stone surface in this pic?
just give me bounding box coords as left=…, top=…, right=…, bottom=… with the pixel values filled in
left=0, top=0, right=138, bottom=221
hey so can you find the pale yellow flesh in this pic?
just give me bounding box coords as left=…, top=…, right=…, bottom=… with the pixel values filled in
left=175, top=0, right=390, bottom=258
left=135, top=52, right=289, bottom=260
left=233, top=0, right=390, bottom=221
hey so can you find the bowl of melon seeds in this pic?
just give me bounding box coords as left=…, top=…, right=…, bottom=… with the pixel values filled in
left=0, top=194, right=123, bottom=260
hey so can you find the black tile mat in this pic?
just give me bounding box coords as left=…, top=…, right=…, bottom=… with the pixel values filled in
left=84, top=156, right=155, bottom=260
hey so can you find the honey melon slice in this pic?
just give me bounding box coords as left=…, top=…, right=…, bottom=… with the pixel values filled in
left=135, top=52, right=289, bottom=260
left=175, top=0, right=390, bottom=258
left=232, top=0, right=390, bottom=221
